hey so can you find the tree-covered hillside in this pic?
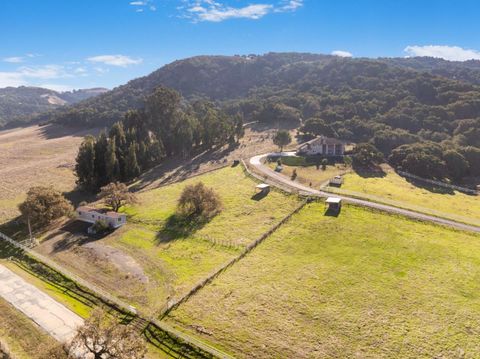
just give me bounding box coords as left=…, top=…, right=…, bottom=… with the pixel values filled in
left=0, top=86, right=107, bottom=128
left=38, top=53, right=480, bottom=182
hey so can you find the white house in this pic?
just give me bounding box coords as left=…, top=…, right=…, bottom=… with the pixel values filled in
left=297, top=136, right=345, bottom=156
left=76, top=206, right=126, bottom=229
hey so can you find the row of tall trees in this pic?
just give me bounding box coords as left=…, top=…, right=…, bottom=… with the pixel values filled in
left=76, top=87, right=244, bottom=190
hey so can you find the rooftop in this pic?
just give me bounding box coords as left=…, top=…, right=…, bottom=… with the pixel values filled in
left=77, top=206, right=124, bottom=218
left=326, top=197, right=342, bottom=204
left=256, top=183, right=270, bottom=190
left=299, top=136, right=344, bottom=147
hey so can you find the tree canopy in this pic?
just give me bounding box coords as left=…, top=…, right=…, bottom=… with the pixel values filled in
left=18, top=186, right=72, bottom=228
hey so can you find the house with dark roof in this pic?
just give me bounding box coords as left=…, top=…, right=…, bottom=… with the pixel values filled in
left=297, top=136, right=345, bottom=156
left=76, top=206, right=126, bottom=229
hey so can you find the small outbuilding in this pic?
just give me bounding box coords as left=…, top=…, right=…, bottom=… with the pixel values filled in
left=325, top=197, right=342, bottom=213
left=255, top=183, right=270, bottom=194
left=329, top=175, right=344, bottom=186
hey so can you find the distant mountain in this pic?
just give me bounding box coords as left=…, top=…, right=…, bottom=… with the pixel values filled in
left=38, top=53, right=480, bottom=129
left=38, top=52, right=480, bottom=182
left=378, top=57, right=480, bottom=86
left=0, top=86, right=108, bottom=128
left=36, top=53, right=336, bottom=127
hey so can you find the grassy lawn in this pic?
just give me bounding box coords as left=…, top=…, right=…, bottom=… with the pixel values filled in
left=268, top=161, right=345, bottom=188
left=337, top=164, right=480, bottom=226
left=102, top=165, right=302, bottom=314
left=166, top=203, right=480, bottom=358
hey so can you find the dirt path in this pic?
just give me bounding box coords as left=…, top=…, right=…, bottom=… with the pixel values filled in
left=250, top=154, right=480, bottom=233
left=36, top=226, right=149, bottom=284
left=0, top=264, right=83, bottom=342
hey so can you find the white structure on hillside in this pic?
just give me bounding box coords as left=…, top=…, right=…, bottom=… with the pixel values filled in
left=76, top=206, right=126, bottom=229
left=297, top=136, right=345, bottom=156
left=325, top=197, right=342, bottom=212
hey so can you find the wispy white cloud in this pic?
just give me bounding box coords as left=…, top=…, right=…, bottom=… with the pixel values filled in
left=332, top=50, right=353, bottom=58
left=275, top=0, right=303, bottom=12
left=3, top=54, right=40, bottom=64
left=19, top=65, right=69, bottom=79
left=183, top=0, right=303, bottom=22
left=0, top=65, right=70, bottom=88
left=129, top=0, right=156, bottom=12
left=0, top=72, right=25, bottom=87
left=87, top=55, right=143, bottom=67
left=3, top=56, right=25, bottom=64
left=404, top=45, right=480, bottom=62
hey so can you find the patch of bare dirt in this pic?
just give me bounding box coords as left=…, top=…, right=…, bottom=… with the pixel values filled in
left=82, top=241, right=148, bottom=283
left=34, top=223, right=150, bottom=305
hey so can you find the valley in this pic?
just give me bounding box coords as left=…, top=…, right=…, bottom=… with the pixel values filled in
left=0, top=53, right=480, bottom=359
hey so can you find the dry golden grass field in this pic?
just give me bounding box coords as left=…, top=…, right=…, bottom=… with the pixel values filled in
left=0, top=125, right=96, bottom=225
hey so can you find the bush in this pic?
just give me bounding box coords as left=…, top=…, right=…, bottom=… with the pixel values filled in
left=18, top=186, right=73, bottom=229
left=177, top=182, right=222, bottom=221
left=91, top=219, right=110, bottom=234
left=352, top=143, right=383, bottom=167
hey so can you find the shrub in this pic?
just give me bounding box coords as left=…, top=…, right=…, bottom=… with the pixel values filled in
left=177, top=182, right=222, bottom=221
left=352, top=143, right=383, bottom=167
left=91, top=219, right=110, bottom=234
left=18, top=186, right=73, bottom=229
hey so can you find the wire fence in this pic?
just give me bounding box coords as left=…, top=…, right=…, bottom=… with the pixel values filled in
left=397, top=171, right=478, bottom=195
left=163, top=200, right=308, bottom=316
left=0, top=231, right=234, bottom=359
left=321, top=186, right=480, bottom=227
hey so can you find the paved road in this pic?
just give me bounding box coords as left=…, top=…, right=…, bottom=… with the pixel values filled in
left=0, top=264, right=84, bottom=342
left=250, top=154, right=480, bottom=234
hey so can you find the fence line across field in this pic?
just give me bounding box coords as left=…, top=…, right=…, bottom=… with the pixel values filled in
left=0, top=231, right=234, bottom=359
left=397, top=171, right=478, bottom=195
left=321, top=186, right=480, bottom=227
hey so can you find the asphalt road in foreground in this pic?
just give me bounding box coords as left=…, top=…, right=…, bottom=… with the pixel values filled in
left=250, top=154, right=480, bottom=234
left=0, top=264, right=84, bottom=342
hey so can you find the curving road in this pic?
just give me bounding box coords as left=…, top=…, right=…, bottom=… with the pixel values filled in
left=250, top=153, right=480, bottom=234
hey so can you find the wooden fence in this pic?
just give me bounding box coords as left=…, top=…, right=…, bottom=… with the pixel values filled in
left=163, top=199, right=308, bottom=316
left=0, top=232, right=233, bottom=359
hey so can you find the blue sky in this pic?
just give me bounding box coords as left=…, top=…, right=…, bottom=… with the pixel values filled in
left=1, top=0, right=480, bottom=91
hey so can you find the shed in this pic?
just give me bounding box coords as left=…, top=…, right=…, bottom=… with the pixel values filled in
left=325, top=197, right=342, bottom=212
left=329, top=175, right=343, bottom=186
left=256, top=183, right=270, bottom=194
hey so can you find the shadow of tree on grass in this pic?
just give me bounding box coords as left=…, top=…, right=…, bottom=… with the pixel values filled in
left=155, top=214, right=210, bottom=244
left=352, top=164, right=386, bottom=178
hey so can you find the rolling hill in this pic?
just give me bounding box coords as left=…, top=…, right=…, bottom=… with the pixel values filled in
left=0, top=86, right=107, bottom=128
left=39, top=53, right=480, bottom=130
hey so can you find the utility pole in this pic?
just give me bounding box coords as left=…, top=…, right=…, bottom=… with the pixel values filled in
left=27, top=216, right=33, bottom=243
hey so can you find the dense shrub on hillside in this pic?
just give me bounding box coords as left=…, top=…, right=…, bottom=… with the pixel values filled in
left=352, top=143, right=384, bottom=167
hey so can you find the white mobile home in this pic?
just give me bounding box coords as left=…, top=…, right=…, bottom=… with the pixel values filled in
left=76, top=206, right=126, bottom=229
